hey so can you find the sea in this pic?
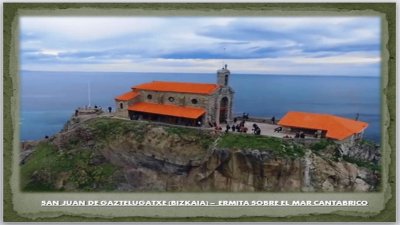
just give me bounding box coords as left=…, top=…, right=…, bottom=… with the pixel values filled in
left=20, top=71, right=381, bottom=143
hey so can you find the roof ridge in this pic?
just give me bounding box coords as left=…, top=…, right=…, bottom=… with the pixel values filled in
left=327, top=115, right=354, bottom=133
left=150, top=80, right=218, bottom=85
left=132, top=80, right=220, bottom=95
left=331, top=115, right=364, bottom=132
left=115, top=91, right=140, bottom=101
left=279, top=111, right=368, bottom=140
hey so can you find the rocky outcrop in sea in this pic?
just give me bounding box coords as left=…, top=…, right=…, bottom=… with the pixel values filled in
left=20, top=116, right=380, bottom=192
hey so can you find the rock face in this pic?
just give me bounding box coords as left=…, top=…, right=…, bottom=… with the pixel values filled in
left=20, top=117, right=380, bottom=192
left=339, top=141, right=381, bottom=163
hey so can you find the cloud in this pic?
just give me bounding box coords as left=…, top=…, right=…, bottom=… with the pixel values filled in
left=20, top=16, right=381, bottom=76
left=20, top=17, right=166, bottom=41
left=197, top=17, right=380, bottom=55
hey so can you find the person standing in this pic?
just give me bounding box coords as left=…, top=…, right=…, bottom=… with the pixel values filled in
left=225, top=124, right=230, bottom=133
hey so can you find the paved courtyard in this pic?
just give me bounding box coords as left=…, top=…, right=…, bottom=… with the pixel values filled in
left=224, top=121, right=321, bottom=141
left=251, top=122, right=289, bottom=138
left=223, top=121, right=290, bottom=138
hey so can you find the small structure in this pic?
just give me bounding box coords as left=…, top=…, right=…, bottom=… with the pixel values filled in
left=278, top=111, right=368, bottom=143
left=114, top=65, right=234, bottom=127
left=75, top=107, right=102, bottom=116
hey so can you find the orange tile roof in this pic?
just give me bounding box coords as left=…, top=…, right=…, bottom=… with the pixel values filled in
left=115, top=91, right=140, bottom=101
left=128, top=102, right=205, bottom=119
left=278, top=111, right=368, bottom=140
left=132, top=81, right=219, bottom=95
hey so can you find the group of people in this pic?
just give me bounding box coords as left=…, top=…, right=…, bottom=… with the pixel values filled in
left=223, top=118, right=263, bottom=136
left=210, top=114, right=286, bottom=136
left=94, top=105, right=113, bottom=113
left=224, top=121, right=249, bottom=133
left=281, top=131, right=306, bottom=139
left=295, top=131, right=306, bottom=138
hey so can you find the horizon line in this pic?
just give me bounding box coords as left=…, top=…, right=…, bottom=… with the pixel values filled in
left=20, top=70, right=380, bottom=78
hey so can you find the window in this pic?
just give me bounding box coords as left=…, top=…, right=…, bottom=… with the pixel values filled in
left=147, top=94, right=152, bottom=100
left=191, top=99, right=198, bottom=104
left=168, top=97, right=175, bottom=102
left=120, top=103, right=123, bottom=109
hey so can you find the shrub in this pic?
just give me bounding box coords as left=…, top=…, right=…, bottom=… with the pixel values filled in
left=217, top=133, right=305, bottom=158
left=310, top=140, right=332, bottom=151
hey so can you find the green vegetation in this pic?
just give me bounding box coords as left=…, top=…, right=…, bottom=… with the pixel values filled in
left=21, top=118, right=217, bottom=192
left=165, top=126, right=215, bottom=150
left=342, top=155, right=380, bottom=172
left=310, top=140, right=333, bottom=152
left=360, top=139, right=377, bottom=147
left=20, top=143, right=59, bottom=191
left=165, top=126, right=190, bottom=136
left=88, top=117, right=147, bottom=142
left=21, top=142, right=119, bottom=192
left=217, top=133, right=305, bottom=159
left=21, top=116, right=381, bottom=194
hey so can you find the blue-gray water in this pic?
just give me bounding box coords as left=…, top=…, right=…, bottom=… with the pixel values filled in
left=20, top=71, right=381, bottom=143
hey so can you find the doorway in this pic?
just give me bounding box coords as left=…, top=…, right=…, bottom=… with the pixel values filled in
left=219, top=97, right=229, bottom=123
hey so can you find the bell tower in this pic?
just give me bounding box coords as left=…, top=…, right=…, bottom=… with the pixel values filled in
left=217, top=64, right=230, bottom=86
left=215, top=64, right=234, bottom=125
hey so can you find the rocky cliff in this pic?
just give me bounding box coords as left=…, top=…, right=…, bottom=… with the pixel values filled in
left=20, top=116, right=381, bottom=192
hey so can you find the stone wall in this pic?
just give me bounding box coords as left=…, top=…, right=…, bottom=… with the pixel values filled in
left=116, top=85, right=234, bottom=127
left=137, top=90, right=211, bottom=108
left=114, top=65, right=235, bottom=127
left=215, top=86, right=234, bottom=124
left=217, top=65, right=230, bottom=87
left=215, top=65, right=234, bottom=124
left=135, top=90, right=217, bottom=125
left=206, top=92, right=219, bottom=125
left=115, top=100, right=128, bottom=118
left=115, top=97, right=140, bottom=119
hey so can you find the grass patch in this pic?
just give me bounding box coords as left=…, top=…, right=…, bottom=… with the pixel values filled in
left=20, top=143, right=59, bottom=191
left=88, top=117, right=147, bottom=142
left=90, top=118, right=216, bottom=150
left=166, top=126, right=216, bottom=150
left=21, top=142, right=119, bottom=192
left=310, top=140, right=333, bottom=152
left=217, top=133, right=305, bottom=158
left=165, top=126, right=189, bottom=136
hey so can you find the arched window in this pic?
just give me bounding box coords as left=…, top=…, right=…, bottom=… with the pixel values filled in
left=147, top=94, right=152, bottom=100
left=120, top=102, right=124, bottom=109
left=224, top=74, right=229, bottom=85
left=191, top=98, right=198, bottom=104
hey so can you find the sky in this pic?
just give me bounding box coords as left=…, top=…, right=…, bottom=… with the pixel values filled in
left=20, top=16, right=381, bottom=76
